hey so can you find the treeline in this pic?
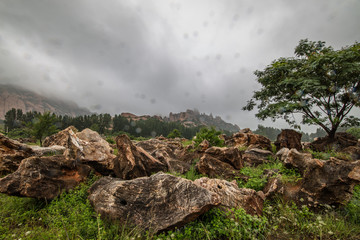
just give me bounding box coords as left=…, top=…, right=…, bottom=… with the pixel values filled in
left=2, top=108, right=205, bottom=139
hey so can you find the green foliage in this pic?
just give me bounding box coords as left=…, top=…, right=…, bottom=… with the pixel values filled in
left=194, top=127, right=224, bottom=148
left=167, top=128, right=182, bottom=138
left=306, top=148, right=352, bottom=161
left=347, top=127, right=360, bottom=139
left=157, top=208, right=267, bottom=240
left=106, top=136, right=115, bottom=144
left=344, top=185, right=360, bottom=224
left=253, top=124, right=281, bottom=141
left=30, top=112, right=58, bottom=146
left=6, top=128, right=32, bottom=139
left=238, top=161, right=302, bottom=191
left=244, top=39, right=360, bottom=138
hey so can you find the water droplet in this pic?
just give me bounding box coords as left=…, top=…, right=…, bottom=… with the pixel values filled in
left=136, top=127, right=142, bottom=133
left=130, top=121, right=136, bottom=127
left=151, top=131, right=157, bottom=137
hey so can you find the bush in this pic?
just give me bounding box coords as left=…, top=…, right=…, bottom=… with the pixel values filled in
left=194, top=127, right=224, bottom=148
left=346, top=127, right=360, bottom=139
left=167, top=129, right=182, bottom=139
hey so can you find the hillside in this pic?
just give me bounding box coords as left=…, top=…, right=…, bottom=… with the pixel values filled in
left=0, top=84, right=91, bottom=120
left=121, top=109, right=240, bottom=133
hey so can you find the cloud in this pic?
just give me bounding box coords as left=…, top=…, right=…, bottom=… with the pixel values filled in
left=0, top=0, right=359, bottom=131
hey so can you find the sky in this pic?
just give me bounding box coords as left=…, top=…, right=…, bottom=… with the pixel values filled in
left=0, top=0, right=359, bottom=132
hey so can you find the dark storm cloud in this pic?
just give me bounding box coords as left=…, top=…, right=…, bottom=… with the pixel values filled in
left=0, top=0, right=359, bottom=131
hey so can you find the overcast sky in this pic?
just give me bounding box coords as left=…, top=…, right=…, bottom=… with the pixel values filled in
left=0, top=0, right=359, bottom=132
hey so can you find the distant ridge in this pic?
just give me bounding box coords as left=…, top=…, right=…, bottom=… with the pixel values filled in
left=0, top=84, right=91, bottom=119
left=121, top=109, right=240, bottom=133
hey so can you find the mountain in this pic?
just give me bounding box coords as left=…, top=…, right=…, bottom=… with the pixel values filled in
left=0, top=84, right=91, bottom=120
left=121, top=109, right=240, bottom=133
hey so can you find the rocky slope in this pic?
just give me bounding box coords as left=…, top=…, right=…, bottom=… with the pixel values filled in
left=0, top=84, right=91, bottom=120
left=122, top=109, right=240, bottom=133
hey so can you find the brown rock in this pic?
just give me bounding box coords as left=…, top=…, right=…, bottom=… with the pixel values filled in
left=274, top=129, right=302, bottom=151
left=88, top=173, right=220, bottom=232
left=194, top=177, right=264, bottom=216
left=0, top=134, right=34, bottom=175
left=264, top=150, right=360, bottom=208
left=43, top=127, right=117, bottom=176
left=343, top=146, right=360, bottom=160
left=42, top=126, right=78, bottom=147
left=196, top=155, right=247, bottom=181
left=242, top=148, right=273, bottom=166
left=29, top=145, right=66, bottom=156
left=0, top=155, right=92, bottom=199
left=135, top=138, right=190, bottom=174
left=310, top=132, right=357, bottom=152
left=204, top=146, right=243, bottom=169
left=115, top=134, right=167, bottom=179
left=225, top=129, right=272, bottom=151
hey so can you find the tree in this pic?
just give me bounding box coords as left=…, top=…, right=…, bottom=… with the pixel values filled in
left=243, top=39, right=360, bottom=139
left=31, top=112, right=58, bottom=146
left=167, top=129, right=182, bottom=138
left=194, top=127, right=224, bottom=148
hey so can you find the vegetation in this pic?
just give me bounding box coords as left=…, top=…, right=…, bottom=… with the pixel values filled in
left=30, top=112, right=58, bottom=146
left=347, top=127, right=360, bottom=139
left=194, top=127, right=224, bottom=148
left=167, top=129, right=182, bottom=138
left=244, top=39, right=360, bottom=139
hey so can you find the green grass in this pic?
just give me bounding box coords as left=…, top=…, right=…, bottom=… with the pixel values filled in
left=306, top=148, right=352, bottom=161
left=0, top=168, right=359, bottom=240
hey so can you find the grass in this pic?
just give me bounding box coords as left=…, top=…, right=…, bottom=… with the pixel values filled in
left=306, top=148, right=353, bottom=161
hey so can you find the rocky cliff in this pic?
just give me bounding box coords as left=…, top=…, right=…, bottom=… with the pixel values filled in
left=0, top=84, right=91, bottom=119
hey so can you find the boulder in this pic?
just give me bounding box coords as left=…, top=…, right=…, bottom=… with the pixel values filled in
left=0, top=155, right=92, bottom=199
left=196, top=155, right=247, bottom=181
left=242, top=148, right=273, bottom=166
left=88, top=173, right=220, bottom=232
left=194, top=177, right=264, bottom=216
left=274, top=129, right=302, bottom=151
left=0, top=133, right=35, bottom=175
left=136, top=138, right=190, bottom=174
left=310, top=132, right=357, bottom=152
left=42, top=126, right=78, bottom=147
left=264, top=149, right=360, bottom=208
left=204, top=147, right=243, bottom=169
left=115, top=134, right=167, bottom=179
left=43, top=127, right=117, bottom=176
left=225, top=128, right=272, bottom=151
left=29, top=145, right=66, bottom=156
left=343, top=146, right=360, bottom=161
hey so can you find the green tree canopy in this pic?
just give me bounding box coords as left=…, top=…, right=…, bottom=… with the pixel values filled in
left=31, top=112, right=58, bottom=146
left=243, top=39, right=360, bottom=138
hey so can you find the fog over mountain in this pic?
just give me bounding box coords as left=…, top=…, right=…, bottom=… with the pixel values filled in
left=0, top=0, right=359, bottom=132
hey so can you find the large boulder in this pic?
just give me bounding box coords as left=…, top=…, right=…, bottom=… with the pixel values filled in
left=274, top=129, right=302, bottom=151
left=135, top=138, right=191, bottom=174
left=242, top=148, right=274, bottom=166
left=0, top=133, right=35, bottom=175
left=204, top=147, right=243, bottom=169
left=88, top=173, right=220, bottom=232
left=42, top=126, right=78, bottom=147
left=115, top=135, right=167, bottom=179
left=310, top=132, right=357, bottom=152
left=264, top=149, right=360, bottom=207
left=0, top=155, right=92, bottom=199
left=225, top=128, right=272, bottom=151
left=43, top=127, right=117, bottom=176
left=196, top=155, right=247, bottom=181
left=194, top=177, right=264, bottom=216
left=343, top=146, right=360, bottom=161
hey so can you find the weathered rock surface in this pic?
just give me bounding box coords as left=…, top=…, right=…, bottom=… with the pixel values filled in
left=242, top=148, right=273, bottom=166
left=44, top=127, right=117, bottom=176
left=194, top=177, right=264, bottom=216
left=343, top=146, right=360, bottom=161
left=274, top=129, right=302, bottom=151
left=204, top=147, right=243, bottom=169
left=0, top=155, right=92, bottom=199
left=264, top=149, right=360, bottom=207
left=135, top=138, right=190, bottom=174
left=310, top=132, right=357, bottom=152
left=116, top=135, right=167, bottom=179
left=196, top=155, right=247, bottom=181
left=29, top=145, right=66, bottom=156
left=0, top=134, right=35, bottom=175
left=42, top=126, right=78, bottom=147
left=88, top=173, right=220, bottom=232
left=225, top=128, right=272, bottom=151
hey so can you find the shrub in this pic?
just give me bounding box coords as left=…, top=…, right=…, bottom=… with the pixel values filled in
left=194, top=127, right=224, bottom=148
left=167, top=129, right=182, bottom=139
left=346, top=127, right=360, bottom=139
